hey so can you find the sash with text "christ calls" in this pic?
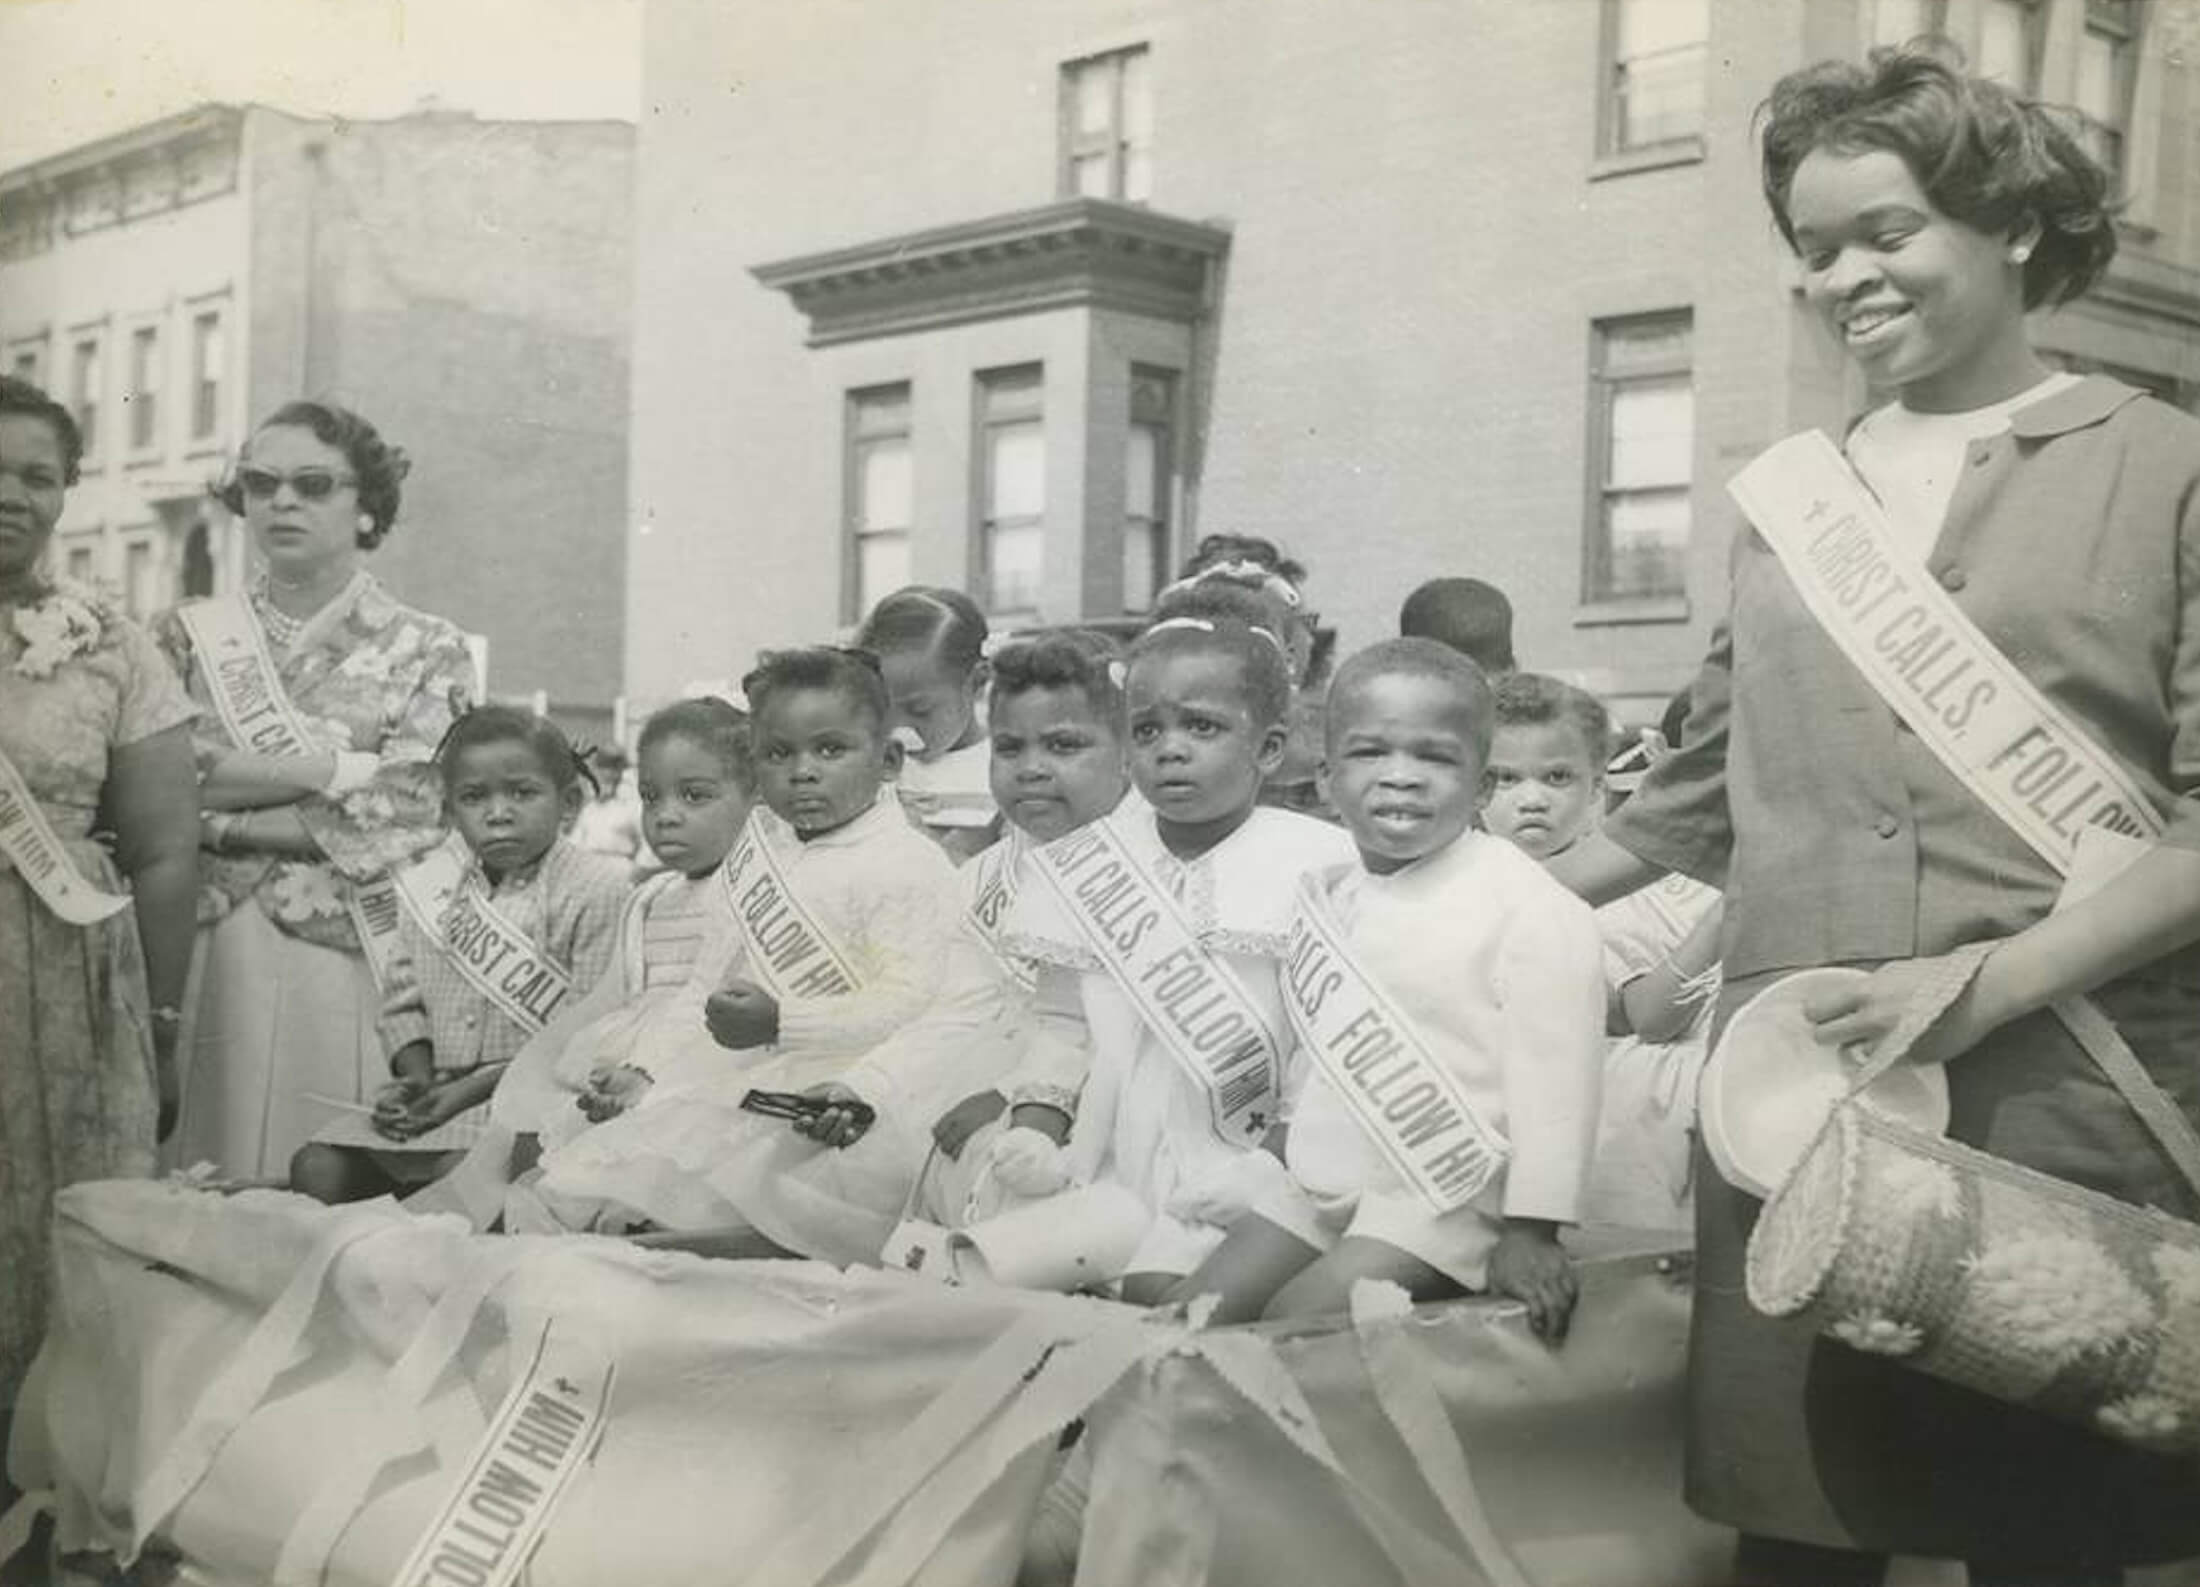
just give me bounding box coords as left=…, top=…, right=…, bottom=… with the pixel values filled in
left=0, top=744, right=131, bottom=925
left=718, top=818, right=864, bottom=1002
left=966, top=836, right=1037, bottom=995
left=1030, top=817, right=1282, bottom=1148
left=175, top=592, right=408, bottom=989
left=1283, top=870, right=1508, bottom=1212
left=391, top=839, right=575, bottom=1037
left=1732, top=432, right=2164, bottom=878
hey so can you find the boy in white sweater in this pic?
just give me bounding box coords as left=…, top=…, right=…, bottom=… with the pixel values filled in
left=1170, top=639, right=1606, bottom=1336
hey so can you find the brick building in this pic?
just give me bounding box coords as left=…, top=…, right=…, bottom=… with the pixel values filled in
left=627, top=0, right=2200, bottom=722
left=0, top=104, right=634, bottom=733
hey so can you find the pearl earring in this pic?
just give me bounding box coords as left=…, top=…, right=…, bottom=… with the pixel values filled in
left=2010, top=245, right=2032, bottom=264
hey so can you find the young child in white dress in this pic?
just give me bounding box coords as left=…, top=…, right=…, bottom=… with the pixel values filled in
left=289, top=707, right=630, bottom=1204
left=920, top=630, right=1136, bottom=1222
left=520, top=647, right=960, bottom=1251
left=858, top=586, right=998, bottom=861
left=413, top=697, right=754, bottom=1225
left=1482, top=673, right=1720, bottom=1234
left=1169, top=641, right=1607, bottom=1333
left=972, top=607, right=1357, bottom=1303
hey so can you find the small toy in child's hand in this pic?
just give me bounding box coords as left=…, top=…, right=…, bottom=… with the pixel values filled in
left=578, top=1063, right=654, bottom=1123
left=738, top=1088, right=876, bottom=1132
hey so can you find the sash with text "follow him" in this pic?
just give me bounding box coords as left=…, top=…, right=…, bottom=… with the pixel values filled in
left=718, top=818, right=864, bottom=1002
left=1283, top=870, right=1508, bottom=1212
left=392, top=840, right=576, bottom=1037
left=0, top=745, right=130, bottom=925
left=389, top=1320, right=613, bottom=1587
left=176, top=593, right=408, bottom=989
left=1030, top=817, right=1282, bottom=1147
left=1732, top=432, right=2164, bottom=878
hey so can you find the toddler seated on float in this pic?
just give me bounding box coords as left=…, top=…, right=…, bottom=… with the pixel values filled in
left=290, top=707, right=630, bottom=1204
left=1480, top=673, right=1720, bottom=1236
left=1163, top=641, right=1607, bottom=1336
left=952, top=598, right=1356, bottom=1304
left=511, top=647, right=963, bottom=1251
left=416, top=694, right=758, bottom=1226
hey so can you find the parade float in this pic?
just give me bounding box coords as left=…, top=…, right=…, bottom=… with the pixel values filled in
left=3, top=1180, right=1717, bottom=1587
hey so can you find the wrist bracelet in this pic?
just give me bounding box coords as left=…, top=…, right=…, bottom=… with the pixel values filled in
left=150, top=1004, right=183, bottom=1027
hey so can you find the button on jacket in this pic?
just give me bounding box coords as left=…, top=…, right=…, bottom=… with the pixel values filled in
left=1610, top=377, right=2200, bottom=984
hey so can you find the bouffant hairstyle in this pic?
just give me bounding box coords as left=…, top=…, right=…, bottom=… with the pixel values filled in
left=1327, top=638, right=1497, bottom=763
left=854, top=585, right=990, bottom=675
left=218, top=401, right=411, bottom=549
left=638, top=696, right=755, bottom=790
left=1129, top=612, right=1294, bottom=733
left=1177, top=532, right=1308, bottom=590
left=1759, top=43, right=2116, bottom=310
left=987, top=627, right=1126, bottom=724
left=1492, top=672, right=1614, bottom=769
left=0, top=375, right=84, bottom=486
left=740, top=645, right=892, bottom=735
left=433, top=705, right=598, bottom=799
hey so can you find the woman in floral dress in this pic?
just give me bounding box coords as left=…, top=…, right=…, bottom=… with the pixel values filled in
left=157, top=401, right=476, bottom=1179
left=0, top=376, right=198, bottom=1432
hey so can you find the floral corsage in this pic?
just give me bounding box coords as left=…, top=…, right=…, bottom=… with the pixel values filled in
left=10, top=583, right=107, bottom=680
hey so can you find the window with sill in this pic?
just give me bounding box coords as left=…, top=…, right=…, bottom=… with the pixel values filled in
left=1061, top=46, right=1152, bottom=203
left=2071, top=0, right=2138, bottom=184
left=127, top=326, right=161, bottom=453
left=1123, top=367, right=1176, bottom=614
left=1586, top=312, right=1694, bottom=607
left=976, top=366, right=1046, bottom=619
left=70, top=335, right=103, bottom=461
left=1602, top=0, right=1709, bottom=155
left=845, top=383, right=914, bottom=621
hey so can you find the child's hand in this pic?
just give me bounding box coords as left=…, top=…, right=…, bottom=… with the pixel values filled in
left=794, top=1083, right=875, bottom=1149
left=988, top=1126, right=1073, bottom=1197
left=577, top=1064, right=652, bottom=1123
left=705, top=978, right=780, bottom=1049
left=933, top=1090, right=1008, bottom=1160
left=1487, top=1219, right=1577, bottom=1345
left=378, top=1079, right=476, bottom=1140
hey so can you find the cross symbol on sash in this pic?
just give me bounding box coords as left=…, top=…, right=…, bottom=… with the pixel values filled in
left=1245, top=1110, right=1268, bottom=1135
left=554, top=1376, right=580, bottom=1397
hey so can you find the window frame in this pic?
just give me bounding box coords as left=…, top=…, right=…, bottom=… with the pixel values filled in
left=1974, top=0, right=2046, bottom=93
left=1866, top=0, right=1949, bottom=50
left=67, top=325, right=106, bottom=469
left=2070, top=0, right=2139, bottom=184
left=1581, top=309, right=1696, bottom=618
left=1058, top=45, right=1152, bottom=203
left=842, top=381, right=915, bottom=625
left=1597, top=0, right=1712, bottom=160
left=124, top=321, right=163, bottom=460
left=1122, top=365, right=1178, bottom=615
left=972, top=363, right=1047, bottom=621
left=186, top=302, right=227, bottom=447
left=4, top=334, right=46, bottom=390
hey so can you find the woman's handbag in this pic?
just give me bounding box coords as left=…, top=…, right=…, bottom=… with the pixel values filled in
left=1746, top=948, right=2200, bottom=1453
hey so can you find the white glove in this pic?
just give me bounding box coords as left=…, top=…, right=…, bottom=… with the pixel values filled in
left=1167, top=1150, right=1291, bottom=1227
left=988, top=1126, right=1074, bottom=1198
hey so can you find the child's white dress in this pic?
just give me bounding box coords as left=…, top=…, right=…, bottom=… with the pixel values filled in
left=525, top=797, right=963, bottom=1255
left=1580, top=872, right=1721, bottom=1233
left=1263, top=830, right=1608, bottom=1286
left=998, top=804, right=1357, bottom=1280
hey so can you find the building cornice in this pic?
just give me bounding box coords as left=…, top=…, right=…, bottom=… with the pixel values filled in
left=751, top=198, right=1231, bottom=346
left=0, top=105, right=245, bottom=197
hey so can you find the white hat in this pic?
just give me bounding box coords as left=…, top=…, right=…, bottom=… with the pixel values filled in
left=1702, top=968, right=1950, bottom=1198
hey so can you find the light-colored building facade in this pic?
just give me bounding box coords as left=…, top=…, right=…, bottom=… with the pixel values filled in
left=627, top=0, right=2200, bottom=721
left=0, top=104, right=634, bottom=733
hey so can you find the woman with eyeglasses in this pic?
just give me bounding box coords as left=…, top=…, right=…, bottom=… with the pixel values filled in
left=155, top=401, right=477, bottom=1179
left=0, top=376, right=197, bottom=1460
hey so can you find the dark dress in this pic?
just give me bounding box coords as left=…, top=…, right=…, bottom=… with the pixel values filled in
left=1609, top=379, right=2200, bottom=1564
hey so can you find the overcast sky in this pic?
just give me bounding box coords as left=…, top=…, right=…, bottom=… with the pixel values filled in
left=0, top=0, right=642, bottom=171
